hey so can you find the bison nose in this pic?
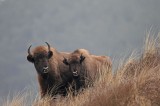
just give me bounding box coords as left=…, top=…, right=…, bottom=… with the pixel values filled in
left=43, top=66, right=49, bottom=73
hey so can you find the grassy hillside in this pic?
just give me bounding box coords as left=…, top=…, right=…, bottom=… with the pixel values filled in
left=2, top=33, right=160, bottom=106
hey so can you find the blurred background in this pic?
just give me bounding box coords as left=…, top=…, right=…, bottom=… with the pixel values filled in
left=0, top=0, right=160, bottom=98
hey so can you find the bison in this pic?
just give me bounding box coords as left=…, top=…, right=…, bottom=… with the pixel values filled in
left=63, top=49, right=112, bottom=92
left=27, top=42, right=73, bottom=97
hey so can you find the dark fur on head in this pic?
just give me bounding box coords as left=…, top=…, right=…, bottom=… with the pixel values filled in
left=63, top=49, right=112, bottom=93
left=27, top=42, right=53, bottom=74
left=63, top=52, right=87, bottom=93
left=27, top=42, right=73, bottom=97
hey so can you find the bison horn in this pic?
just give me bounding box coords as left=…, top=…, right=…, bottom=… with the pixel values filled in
left=27, top=45, right=34, bottom=63
left=28, top=45, right=32, bottom=56
left=45, top=42, right=53, bottom=59
left=45, top=42, right=51, bottom=52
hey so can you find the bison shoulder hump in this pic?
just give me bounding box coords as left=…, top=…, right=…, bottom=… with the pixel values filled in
left=73, top=49, right=90, bottom=55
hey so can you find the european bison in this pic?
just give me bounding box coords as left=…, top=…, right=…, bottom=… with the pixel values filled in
left=27, top=42, right=73, bottom=97
left=63, top=49, right=112, bottom=92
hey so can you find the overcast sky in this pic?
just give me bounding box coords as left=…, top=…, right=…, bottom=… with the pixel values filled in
left=0, top=0, right=160, bottom=98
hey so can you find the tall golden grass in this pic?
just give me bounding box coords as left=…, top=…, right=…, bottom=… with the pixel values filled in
left=2, top=33, right=160, bottom=106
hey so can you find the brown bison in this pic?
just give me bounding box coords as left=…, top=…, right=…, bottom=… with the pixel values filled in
left=27, top=42, right=73, bottom=97
left=63, top=49, right=112, bottom=92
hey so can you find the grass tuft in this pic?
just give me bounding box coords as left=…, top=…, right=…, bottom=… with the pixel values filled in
left=2, top=33, right=160, bottom=106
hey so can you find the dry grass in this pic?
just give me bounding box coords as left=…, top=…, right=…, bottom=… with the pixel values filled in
left=2, top=33, right=160, bottom=106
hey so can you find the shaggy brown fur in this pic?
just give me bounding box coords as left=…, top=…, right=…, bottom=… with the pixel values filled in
left=63, top=49, right=112, bottom=92
left=27, top=45, right=73, bottom=97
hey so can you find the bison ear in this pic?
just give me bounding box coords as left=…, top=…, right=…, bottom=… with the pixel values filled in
left=48, top=51, right=53, bottom=59
left=80, top=55, right=85, bottom=64
left=63, top=58, right=69, bottom=65
left=27, top=55, right=34, bottom=63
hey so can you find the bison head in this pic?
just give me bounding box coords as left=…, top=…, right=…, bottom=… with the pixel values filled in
left=27, top=42, right=53, bottom=74
left=63, top=54, right=85, bottom=77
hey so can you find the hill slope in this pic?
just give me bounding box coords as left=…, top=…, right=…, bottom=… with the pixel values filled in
left=2, top=34, right=160, bottom=106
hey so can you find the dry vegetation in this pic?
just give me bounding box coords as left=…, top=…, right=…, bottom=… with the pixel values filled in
left=2, top=33, right=160, bottom=106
